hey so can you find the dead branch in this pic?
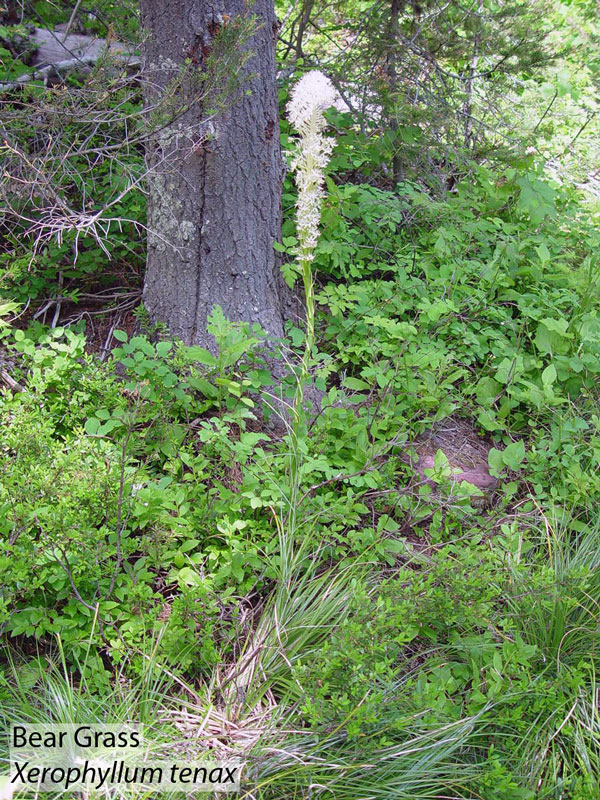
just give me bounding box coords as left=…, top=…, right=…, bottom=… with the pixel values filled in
left=0, top=367, right=25, bottom=393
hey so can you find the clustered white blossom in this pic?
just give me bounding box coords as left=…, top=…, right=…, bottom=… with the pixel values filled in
left=287, top=71, right=341, bottom=260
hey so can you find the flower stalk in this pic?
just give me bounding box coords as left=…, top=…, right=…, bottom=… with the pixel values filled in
left=286, top=71, right=339, bottom=478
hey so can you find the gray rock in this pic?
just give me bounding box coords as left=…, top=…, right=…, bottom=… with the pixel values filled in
left=30, top=27, right=133, bottom=70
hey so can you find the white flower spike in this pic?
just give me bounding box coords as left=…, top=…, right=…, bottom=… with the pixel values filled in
left=287, top=71, right=340, bottom=262
left=286, top=71, right=340, bottom=441
left=287, top=70, right=341, bottom=133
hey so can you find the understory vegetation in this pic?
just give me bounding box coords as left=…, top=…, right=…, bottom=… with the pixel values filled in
left=1, top=0, right=600, bottom=798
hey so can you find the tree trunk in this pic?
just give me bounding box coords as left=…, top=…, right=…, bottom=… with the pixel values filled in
left=140, top=0, right=285, bottom=350
left=462, top=0, right=483, bottom=150
left=386, top=0, right=403, bottom=186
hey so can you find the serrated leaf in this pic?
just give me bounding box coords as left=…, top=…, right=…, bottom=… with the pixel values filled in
left=281, top=261, right=298, bottom=289
left=188, top=376, right=218, bottom=398
left=186, top=346, right=217, bottom=366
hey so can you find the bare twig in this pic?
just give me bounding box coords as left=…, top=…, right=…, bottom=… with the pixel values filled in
left=0, top=367, right=25, bottom=393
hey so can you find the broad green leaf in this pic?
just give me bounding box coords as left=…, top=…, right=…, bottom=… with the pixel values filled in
left=177, top=567, right=202, bottom=587
left=488, top=448, right=505, bottom=477
left=539, top=317, right=570, bottom=336
left=502, top=440, right=526, bottom=470
left=535, top=242, right=550, bottom=266
left=84, top=417, right=100, bottom=435
left=541, top=363, right=557, bottom=387
left=343, top=376, right=371, bottom=391
left=475, top=376, right=501, bottom=406
left=535, top=319, right=571, bottom=355
left=186, top=346, right=217, bottom=366
left=433, top=448, right=451, bottom=476
left=155, top=341, right=172, bottom=357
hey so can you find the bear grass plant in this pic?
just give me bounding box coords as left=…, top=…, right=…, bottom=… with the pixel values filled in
left=0, top=635, right=200, bottom=800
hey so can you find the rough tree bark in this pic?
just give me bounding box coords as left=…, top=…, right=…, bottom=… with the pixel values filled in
left=386, top=0, right=403, bottom=186
left=139, top=0, right=286, bottom=350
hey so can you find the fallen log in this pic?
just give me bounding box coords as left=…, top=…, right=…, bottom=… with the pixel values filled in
left=0, top=28, right=139, bottom=91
